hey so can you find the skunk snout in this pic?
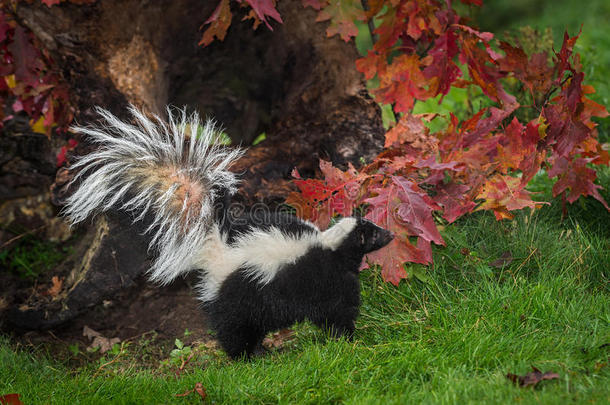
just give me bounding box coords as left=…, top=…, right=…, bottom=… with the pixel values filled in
left=358, top=219, right=395, bottom=253
left=378, top=229, right=394, bottom=247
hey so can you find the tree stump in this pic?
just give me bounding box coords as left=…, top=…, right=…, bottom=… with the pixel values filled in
left=3, top=0, right=384, bottom=329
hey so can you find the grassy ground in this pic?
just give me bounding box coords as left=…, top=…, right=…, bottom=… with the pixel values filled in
left=2, top=1, right=609, bottom=404
left=1, top=169, right=609, bottom=404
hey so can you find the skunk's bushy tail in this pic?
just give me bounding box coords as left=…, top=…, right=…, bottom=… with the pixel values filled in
left=62, top=105, right=244, bottom=285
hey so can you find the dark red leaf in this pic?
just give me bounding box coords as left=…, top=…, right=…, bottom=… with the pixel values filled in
left=42, top=0, right=62, bottom=6
left=463, top=106, right=517, bottom=147
left=506, top=366, right=560, bottom=388
left=0, top=394, right=24, bottom=405
left=242, top=0, right=283, bottom=31
left=498, top=42, right=553, bottom=96
left=433, top=183, right=477, bottom=223
left=554, top=31, right=580, bottom=84
left=423, top=30, right=461, bottom=97
left=8, top=26, right=44, bottom=87
left=459, top=0, right=482, bottom=5
left=175, top=382, right=207, bottom=400
left=262, top=328, right=295, bottom=349
left=301, top=0, right=326, bottom=11
left=550, top=157, right=609, bottom=209
left=392, top=176, right=443, bottom=245
left=287, top=160, right=366, bottom=229
left=489, top=251, right=513, bottom=268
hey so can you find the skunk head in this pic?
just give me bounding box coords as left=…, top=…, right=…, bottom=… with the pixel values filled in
left=319, top=217, right=393, bottom=254
left=353, top=218, right=394, bottom=254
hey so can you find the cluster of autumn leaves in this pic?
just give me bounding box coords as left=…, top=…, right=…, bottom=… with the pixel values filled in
left=203, top=0, right=609, bottom=283
left=291, top=1, right=608, bottom=284
left=0, top=6, right=74, bottom=140
left=2, top=0, right=608, bottom=284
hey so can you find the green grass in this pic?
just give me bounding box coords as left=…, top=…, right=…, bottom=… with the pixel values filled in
left=0, top=234, right=69, bottom=279
left=1, top=195, right=608, bottom=404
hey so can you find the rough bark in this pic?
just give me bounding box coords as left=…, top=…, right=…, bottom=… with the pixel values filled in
left=3, top=0, right=384, bottom=329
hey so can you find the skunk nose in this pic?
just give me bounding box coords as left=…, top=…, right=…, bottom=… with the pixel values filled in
left=382, top=231, right=394, bottom=245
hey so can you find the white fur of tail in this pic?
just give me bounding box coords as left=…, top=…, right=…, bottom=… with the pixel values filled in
left=62, top=105, right=245, bottom=285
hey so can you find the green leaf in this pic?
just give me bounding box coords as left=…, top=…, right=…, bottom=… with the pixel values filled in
left=252, top=132, right=266, bottom=145
left=409, top=264, right=431, bottom=284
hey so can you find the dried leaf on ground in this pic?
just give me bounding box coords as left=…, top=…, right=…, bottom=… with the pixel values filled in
left=489, top=251, right=513, bottom=268
left=175, top=382, right=207, bottom=401
left=82, top=326, right=120, bottom=353
left=0, top=394, right=24, bottom=405
left=506, top=366, right=560, bottom=387
left=46, top=276, right=63, bottom=297
left=262, top=328, right=295, bottom=349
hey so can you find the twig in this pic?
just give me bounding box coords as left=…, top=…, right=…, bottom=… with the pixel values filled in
left=93, top=342, right=126, bottom=378
left=0, top=225, right=47, bottom=249
left=123, top=329, right=157, bottom=343
left=514, top=247, right=538, bottom=274
left=175, top=352, right=196, bottom=377
left=360, top=0, right=377, bottom=44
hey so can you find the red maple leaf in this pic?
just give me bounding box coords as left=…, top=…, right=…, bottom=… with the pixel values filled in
left=423, top=29, right=461, bottom=97
left=363, top=181, right=436, bottom=284
left=356, top=50, right=381, bottom=81
left=199, top=0, right=233, bottom=46
left=458, top=103, right=518, bottom=150
left=316, top=0, right=362, bottom=42
left=375, top=54, right=435, bottom=113
left=495, top=118, right=542, bottom=182
left=476, top=174, right=543, bottom=220
left=287, top=160, right=367, bottom=229
left=549, top=157, right=609, bottom=209
left=241, top=0, right=283, bottom=30
left=554, top=31, right=580, bottom=84
left=364, top=237, right=430, bottom=285
left=56, top=138, right=78, bottom=167
left=384, top=113, right=432, bottom=149
left=8, top=26, right=45, bottom=88
left=543, top=78, right=590, bottom=158
left=370, top=4, right=402, bottom=52
left=0, top=393, right=24, bottom=405
left=301, top=0, right=326, bottom=11
left=458, top=29, right=517, bottom=108
left=41, top=0, right=62, bottom=6
left=497, top=41, right=554, bottom=97
left=433, top=183, right=477, bottom=223
left=391, top=176, right=443, bottom=245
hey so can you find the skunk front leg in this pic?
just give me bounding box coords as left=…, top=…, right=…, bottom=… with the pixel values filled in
left=313, top=307, right=358, bottom=341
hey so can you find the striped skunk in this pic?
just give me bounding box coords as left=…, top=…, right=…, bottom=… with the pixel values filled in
left=63, top=106, right=393, bottom=359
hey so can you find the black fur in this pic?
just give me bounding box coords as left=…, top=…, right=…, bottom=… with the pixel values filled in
left=205, top=212, right=394, bottom=359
